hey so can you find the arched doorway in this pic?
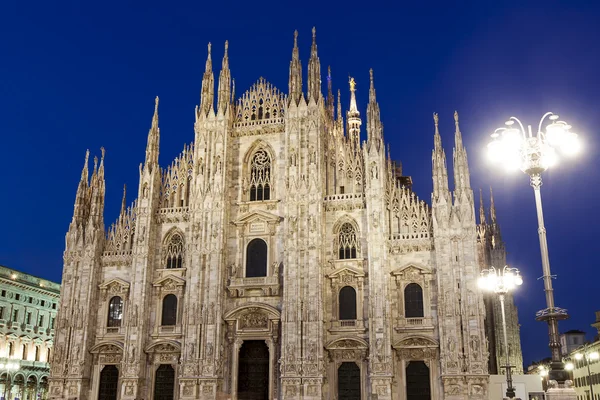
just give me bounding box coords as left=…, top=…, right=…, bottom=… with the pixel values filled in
left=406, top=361, right=431, bottom=400
left=153, top=364, right=175, bottom=400
left=98, top=365, right=119, bottom=400
left=337, top=362, right=361, bottom=400
left=237, top=341, right=269, bottom=399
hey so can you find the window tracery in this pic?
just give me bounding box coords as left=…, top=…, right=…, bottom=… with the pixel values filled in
left=338, top=223, right=358, bottom=259
left=163, top=232, right=184, bottom=269
left=249, top=150, right=272, bottom=201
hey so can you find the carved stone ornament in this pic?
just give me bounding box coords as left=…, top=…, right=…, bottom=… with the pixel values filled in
left=239, top=311, right=268, bottom=329
left=99, top=278, right=130, bottom=300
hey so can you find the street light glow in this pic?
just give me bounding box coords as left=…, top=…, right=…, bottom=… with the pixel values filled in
left=487, top=113, right=580, bottom=174
left=565, top=362, right=574, bottom=371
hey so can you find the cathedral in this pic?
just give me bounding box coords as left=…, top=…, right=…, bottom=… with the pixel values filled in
left=48, top=28, right=523, bottom=400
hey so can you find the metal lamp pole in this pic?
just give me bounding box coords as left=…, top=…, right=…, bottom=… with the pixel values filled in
left=487, top=112, right=581, bottom=384
left=479, top=265, right=524, bottom=399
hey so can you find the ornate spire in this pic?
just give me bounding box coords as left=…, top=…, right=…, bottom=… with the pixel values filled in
left=432, top=112, right=449, bottom=198
left=217, top=40, right=231, bottom=114
left=479, top=188, right=486, bottom=224
left=307, top=26, right=321, bottom=102
left=490, top=186, right=497, bottom=224
left=288, top=30, right=302, bottom=105
left=144, top=97, right=160, bottom=172
left=72, top=149, right=91, bottom=224
left=89, top=148, right=106, bottom=226
left=336, top=89, right=344, bottom=135
left=366, top=69, right=382, bottom=144
left=120, top=184, right=127, bottom=216
left=347, top=77, right=362, bottom=148
left=326, top=66, right=334, bottom=118
left=452, top=110, right=471, bottom=192
left=199, top=42, right=215, bottom=116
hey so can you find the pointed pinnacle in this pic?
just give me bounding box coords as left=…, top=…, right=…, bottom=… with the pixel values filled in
left=120, top=184, right=127, bottom=216
left=312, top=26, right=316, bottom=40
left=294, top=30, right=298, bottom=47
left=81, top=149, right=90, bottom=181
left=490, top=186, right=497, bottom=222
left=479, top=188, right=486, bottom=224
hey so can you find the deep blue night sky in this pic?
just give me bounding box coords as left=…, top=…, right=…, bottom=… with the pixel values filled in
left=1, top=1, right=598, bottom=367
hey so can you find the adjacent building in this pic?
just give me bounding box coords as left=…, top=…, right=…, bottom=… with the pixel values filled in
left=48, top=29, right=524, bottom=400
left=0, top=265, right=60, bottom=400
left=568, top=312, right=600, bottom=400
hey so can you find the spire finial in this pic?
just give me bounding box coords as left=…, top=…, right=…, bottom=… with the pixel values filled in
left=155, top=96, right=159, bottom=113
left=208, top=42, right=212, bottom=55
left=454, top=110, right=459, bottom=123
left=294, top=30, right=298, bottom=47
left=93, top=156, right=98, bottom=175
left=120, top=184, right=127, bottom=216
left=479, top=188, right=486, bottom=224
left=369, top=68, right=374, bottom=86
left=81, top=149, right=90, bottom=181
left=224, top=40, right=228, bottom=52
left=433, top=112, right=439, bottom=126
left=312, top=26, right=316, bottom=39
left=490, top=186, right=497, bottom=223
left=349, top=76, right=356, bottom=92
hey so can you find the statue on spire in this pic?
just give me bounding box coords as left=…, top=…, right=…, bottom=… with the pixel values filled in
left=349, top=77, right=356, bottom=92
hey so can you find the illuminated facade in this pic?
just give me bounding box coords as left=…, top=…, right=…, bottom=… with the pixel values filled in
left=49, top=29, right=523, bottom=400
left=0, top=265, right=59, bottom=400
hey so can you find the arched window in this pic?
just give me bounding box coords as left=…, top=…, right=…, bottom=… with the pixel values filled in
left=164, top=232, right=184, bottom=269
left=249, top=150, right=271, bottom=201
left=404, top=283, right=424, bottom=318
left=35, top=346, right=40, bottom=362
left=107, top=296, right=123, bottom=327
left=161, top=294, right=178, bottom=326
left=246, top=239, right=268, bottom=278
left=8, top=342, right=13, bottom=357
left=46, top=348, right=51, bottom=363
left=339, top=286, right=357, bottom=320
left=22, top=344, right=27, bottom=360
left=338, top=223, right=358, bottom=259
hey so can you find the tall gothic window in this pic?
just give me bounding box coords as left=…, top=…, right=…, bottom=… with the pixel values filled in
left=107, top=296, right=123, bottom=327
left=161, top=294, right=178, bottom=326
left=246, top=239, right=268, bottom=278
left=338, top=223, right=358, bottom=259
left=22, top=344, right=27, bottom=360
left=164, top=232, right=184, bottom=269
left=339, top=286, right=357, bottom=320
left=404, top=283, right=424, bottom=318
left=249, top=150, right=271, bottom=201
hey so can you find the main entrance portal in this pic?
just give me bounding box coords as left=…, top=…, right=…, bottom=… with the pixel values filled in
left=406, top=361, right=431, bottom=400
left=98, top=365, right=119, bottom=400
left=153, top=364, right=175, bottom=400
left=337, top=362, right=361, bottom=400
left=237, top=340, right=269, bottom=400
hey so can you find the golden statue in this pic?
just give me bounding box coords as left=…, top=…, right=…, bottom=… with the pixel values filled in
left=349, top=77, right=356, bottom=91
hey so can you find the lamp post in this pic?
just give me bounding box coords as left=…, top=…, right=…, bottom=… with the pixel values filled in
left=0, top=362, right=19, bottom=400
left=478, top=265, right=524, bottom=399
left=574, top=346, right=599, bottom=400
left=487, top=112, right=581, bottom=384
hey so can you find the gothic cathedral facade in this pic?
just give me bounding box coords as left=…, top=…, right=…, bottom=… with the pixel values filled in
left=49, top=29, right=523, bottom=400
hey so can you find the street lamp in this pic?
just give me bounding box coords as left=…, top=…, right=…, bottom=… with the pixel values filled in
left=487, top=112, right=581, bottom=384
left=0, top=362, right=19, bottom=400
left=574, top=348, right=599, bottom=400
left=478, top=265, right=524, bottom=399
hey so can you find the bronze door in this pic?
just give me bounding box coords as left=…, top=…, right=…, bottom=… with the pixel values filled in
left=153, top=364, right=175, bottom=400
left=338, top=362, right=361, bottom=400
left=406, top=361, right=431, bottom=400
left=98, top=365, right=119, bottom=400
left=238, top=340, right=269, bottom=400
